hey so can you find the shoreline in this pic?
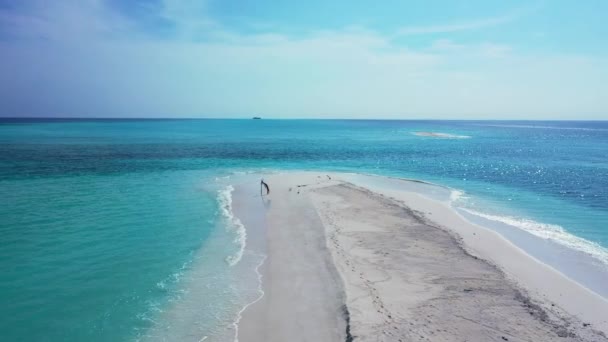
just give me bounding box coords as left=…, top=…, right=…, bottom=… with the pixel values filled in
left=338, top=171, right=608, bottom=299
left=233, top=171, right=608, bottom=341
left=231, top=254, right=266, bottom=342
left=341, top=173, right=608, bottom=321
left=235, top=174, right=347, bottom=341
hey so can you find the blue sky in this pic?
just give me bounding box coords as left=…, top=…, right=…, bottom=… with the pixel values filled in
left=0, top=0, right=607, bottom=119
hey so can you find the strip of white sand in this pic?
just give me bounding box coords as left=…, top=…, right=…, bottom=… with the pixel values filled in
left=235, top=172, right=608, bottom=342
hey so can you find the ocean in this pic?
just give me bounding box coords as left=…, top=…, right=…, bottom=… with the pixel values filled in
left=1, top=119, right=607, bottom=341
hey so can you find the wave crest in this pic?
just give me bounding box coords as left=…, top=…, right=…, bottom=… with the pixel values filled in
left=412, top=131, right=471, bottom=139
left=460, top=208, right=608, bottom=265
left=217, top=185, right=247, bottom=266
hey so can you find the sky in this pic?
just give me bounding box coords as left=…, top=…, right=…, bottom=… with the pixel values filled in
left=0, top=0, right=607, bottom=119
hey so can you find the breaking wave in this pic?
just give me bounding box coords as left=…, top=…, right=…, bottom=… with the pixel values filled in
left=412, top=131, right=472, bottom=139
left=460, top=208, right=608, bottom=266
left=217, top=185, right=247, bottom=266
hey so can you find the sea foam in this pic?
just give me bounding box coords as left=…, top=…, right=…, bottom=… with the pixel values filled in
left=232, top=254, right=267, bottom=342
left=217, top=185, right=247, bottom=266
left=412, top=131, right=471, bottom=139
left=460, top=208, right=608, bottom=266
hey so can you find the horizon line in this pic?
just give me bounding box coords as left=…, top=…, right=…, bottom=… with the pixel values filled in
left=1, top=117, right=607, bottom=122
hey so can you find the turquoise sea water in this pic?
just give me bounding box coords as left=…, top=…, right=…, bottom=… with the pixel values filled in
left=1, top=119, right=607, bottom=341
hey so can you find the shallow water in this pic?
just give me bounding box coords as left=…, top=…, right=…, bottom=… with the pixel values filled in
left=1, top=119, right=607, bottom=341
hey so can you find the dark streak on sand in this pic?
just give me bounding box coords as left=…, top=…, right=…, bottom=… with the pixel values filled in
left=313, top=182, right=608, bottom=342
left=342, top=304, right=355, bottom=342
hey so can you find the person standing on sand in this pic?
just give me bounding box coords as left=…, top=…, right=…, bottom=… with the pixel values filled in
left=261, top=179, right=270, bottom=196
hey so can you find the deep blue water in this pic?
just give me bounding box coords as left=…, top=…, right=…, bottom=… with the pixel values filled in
left=1, top=119, right=607, bottom=341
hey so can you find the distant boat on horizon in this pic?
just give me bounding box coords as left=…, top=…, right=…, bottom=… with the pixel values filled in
left=252, top=116, right=262, bottom=120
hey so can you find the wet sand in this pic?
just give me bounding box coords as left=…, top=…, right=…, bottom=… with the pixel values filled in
left=236, top=172, right=608, bottom=342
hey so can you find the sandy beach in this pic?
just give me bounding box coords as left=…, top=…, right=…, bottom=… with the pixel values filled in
left=235, top=172, right=608, bottom=342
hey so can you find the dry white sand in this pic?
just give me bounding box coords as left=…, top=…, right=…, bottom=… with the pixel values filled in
left=236, top=172, right=608, bottom=342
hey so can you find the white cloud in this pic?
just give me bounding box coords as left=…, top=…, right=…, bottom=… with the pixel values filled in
left=157, top=0, right=219, bottom=39
left=0, top=0, right=133, bottom=40
left=394, top=3, right=541, bottom=37
left=0, top=1, right=606, bottom=119
left=396, top=16, right=513, bottom=36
